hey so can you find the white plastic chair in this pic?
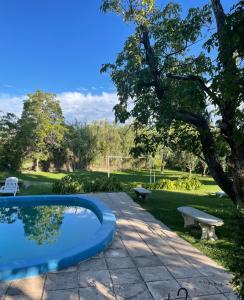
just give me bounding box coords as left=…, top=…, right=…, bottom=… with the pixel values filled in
left=0, top=177, right=19, bottom=196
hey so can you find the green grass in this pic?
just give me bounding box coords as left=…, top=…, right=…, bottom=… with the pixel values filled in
left=135, top=190, right=240, bottom=269
left=0, top=168, right=242, bottom=274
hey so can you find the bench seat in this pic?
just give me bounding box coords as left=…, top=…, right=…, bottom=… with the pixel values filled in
left=177, top=206, right=224, bottom=241
left=133, top=187, right=151, bottom=200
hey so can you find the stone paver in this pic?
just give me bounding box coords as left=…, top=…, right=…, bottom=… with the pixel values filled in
left=177, top=276, right=220, bottom=297
left=78, top=270, right=112, bottom=288
left=5, top=296, right=42, bottom=300
left=191, top=295, right=228, bottom=300
left=78, top=258, right=107, bottom=271
left=43, top=289, right=79, bottom=300
left=138, top=266, right=173, bottom=282
left=208, top=272, right=235, bottom=293
left=104, top=248, right=128, bottom=258
left=107, top=237, right=124, bottom=249
left=134, top=255, right=163, bottom=268
left=79, top=287, right=115, bottom=300
left=7, top=276, right=45, bottom=300
left=114, top=282, right=153, bottom=300
left=110, top=268, right=141, bottom=285
left=224, top=292, right=239, bottom=299
left=45, top=271, right=78, bottom=290
left=0, top=282, right=10, bottom=297
left=106, top=257, right=135, bottom=269
left=166, top=262, right=203, bottom=279
left=146, top=279, right=181, bottom=299
left=0, top=192, right=236, bottom=299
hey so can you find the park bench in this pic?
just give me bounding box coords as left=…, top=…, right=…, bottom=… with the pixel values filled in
left=177, top=206, right=224, bottom=241
left=133, top=187, right=151, bottom=200
left=216, top=190, right=226, bottom=198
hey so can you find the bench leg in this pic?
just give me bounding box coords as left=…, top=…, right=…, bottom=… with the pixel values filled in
left=135, top=192, right=147, bottom=201
left=199, top=223, right=218, bottom=241
left=208, top=225, right=218, bottom=241
left=142, top=194, right=147, bottom=200
left=182, top=214, right=195, bottom=228
left=135, top=191, right=140, bottom=199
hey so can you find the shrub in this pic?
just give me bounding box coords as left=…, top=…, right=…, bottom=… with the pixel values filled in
left=52, top=175, right=123, bottom=194
left=142, top=182, right=162, bottom=190
left=84, top=177, right=123, bottom=193
left=176, top=176, right=201, bottom=190
left=142, top=176, right=201, bottom=191
left=128, top=181, right=142, bottom=190
left=159, top=179, right=176, bottom=190
left=52, top=174, right=84, bottom=194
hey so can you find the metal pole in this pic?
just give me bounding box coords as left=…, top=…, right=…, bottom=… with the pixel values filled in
left=107, top=156, right=110, bottom=178
left=154, top=171, right=156, bottom=183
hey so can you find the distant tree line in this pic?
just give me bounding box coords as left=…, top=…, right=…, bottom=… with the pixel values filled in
left=0, top=90, right=229, bottom=175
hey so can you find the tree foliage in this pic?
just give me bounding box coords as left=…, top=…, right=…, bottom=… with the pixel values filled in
left=0, top=112, right=22, bottom=170
left=18, top=90, right=66, bottom=170
left=101, top=0, right=244, bottom=208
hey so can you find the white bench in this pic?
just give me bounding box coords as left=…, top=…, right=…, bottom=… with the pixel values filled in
left=177, top=206, right=224, bottom=241
left=216, top=191, right=226, bottom=198
left=133, top=187, right=151, bottom=200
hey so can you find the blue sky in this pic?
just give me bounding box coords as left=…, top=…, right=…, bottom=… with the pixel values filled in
left=0, top=0, right=237, bottom=122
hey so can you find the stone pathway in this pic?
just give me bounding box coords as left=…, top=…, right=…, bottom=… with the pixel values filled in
left=0, top=192, right=238, bottom=300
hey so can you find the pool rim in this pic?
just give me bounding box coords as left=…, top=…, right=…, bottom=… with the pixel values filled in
left=0, top=194, right=116, bottom=281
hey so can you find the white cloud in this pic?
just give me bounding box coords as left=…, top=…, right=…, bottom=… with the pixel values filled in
left=0, top=93, right=25, bottom=117
left=58, top=91, right=118, bottom=123
left=0, top=91, right=119, bottom=123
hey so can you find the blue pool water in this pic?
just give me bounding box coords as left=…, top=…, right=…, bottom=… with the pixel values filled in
left=0, top=195, right=116, bottom=281
left=0, top=205, right=101, bottom=265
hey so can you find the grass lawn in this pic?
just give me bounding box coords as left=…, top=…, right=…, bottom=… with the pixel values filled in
left=0, top=168, right=242, bottom=274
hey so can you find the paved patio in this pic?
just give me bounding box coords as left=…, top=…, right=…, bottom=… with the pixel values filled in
left=0, top=192, right=237, bottom=299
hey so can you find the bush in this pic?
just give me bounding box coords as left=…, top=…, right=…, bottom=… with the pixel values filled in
left=159, top=179, right=176, bottom=190
left=142, top=182, right=162, bottom=190
left=84, top=177, right=123, bottom=193
left=142, top=176, right=201, bottom=191
left=176, top=176, right=201, bottom=190
left=52, top=174, right=84, bottom=194
left=52, top=175, right=123, bottom=194
left=127, top=181, right=142, bottom=190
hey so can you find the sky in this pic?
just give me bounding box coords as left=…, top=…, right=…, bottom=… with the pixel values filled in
left=0, top=0, right=237, bottom=123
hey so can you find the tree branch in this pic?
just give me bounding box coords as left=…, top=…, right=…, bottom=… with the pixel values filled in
left=211, top=0, right=226, bottom=34
left=167, top=73, right=219, bottom=103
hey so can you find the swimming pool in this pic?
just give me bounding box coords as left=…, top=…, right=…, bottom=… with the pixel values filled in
left=0, top=195, right=116, bottom=281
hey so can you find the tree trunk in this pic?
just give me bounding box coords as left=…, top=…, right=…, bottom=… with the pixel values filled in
left=31, top=158, right=38, bottom=171
left=36, top=158, right=39, bottom=172
left=232, top=154, right=244, bottom=209
left=211, top=0, right=244, bottom=208
left=175, top=110, right=236, bottom=205
left=199, top=125, right=237, bottom=204
left=202, top=163, right=208, bottom=177
left=161, top=162, right=165, bottom=174
left=32, top=158, right=39, bottom=172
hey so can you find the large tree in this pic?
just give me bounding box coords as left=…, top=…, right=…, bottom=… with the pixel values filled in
left=67, top=122, right=98, bottom=170
left=101, top=0, right=244, bottom=207
left=19, top=90, right=66, bottom=170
